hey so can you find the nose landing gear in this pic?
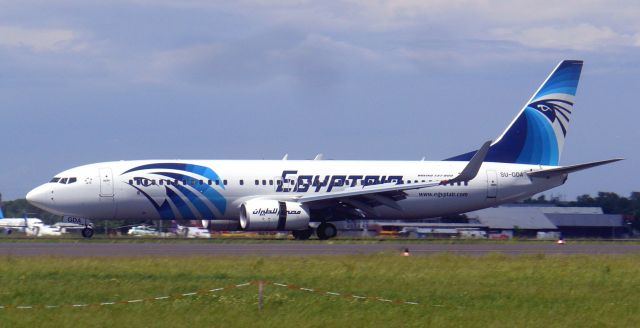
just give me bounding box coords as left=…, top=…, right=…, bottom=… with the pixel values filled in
left=81, top=226, right=94, bottom=239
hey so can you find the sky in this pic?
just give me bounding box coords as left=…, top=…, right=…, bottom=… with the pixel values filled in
left=0, top=0, right=638, bottom=201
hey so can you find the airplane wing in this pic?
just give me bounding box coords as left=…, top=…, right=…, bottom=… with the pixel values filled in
left=295, top=141, right=491, bottom=216
left=527, top=158, right=623, bottom=178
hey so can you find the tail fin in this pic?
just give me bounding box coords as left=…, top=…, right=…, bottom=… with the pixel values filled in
left=447, top=60, right=583, bottom=166
left=0, top=207, right=4, bottom=219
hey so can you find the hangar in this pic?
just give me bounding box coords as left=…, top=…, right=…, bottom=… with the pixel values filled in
left=340, top=205, right=628, bottom=239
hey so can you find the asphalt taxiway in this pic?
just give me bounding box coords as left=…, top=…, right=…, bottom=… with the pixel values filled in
left=1, top=242, right=640, bottom=257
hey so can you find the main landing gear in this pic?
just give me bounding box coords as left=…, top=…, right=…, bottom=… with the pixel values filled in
left=291, top=222, right=338, bottom=240
left=316, top=222, right=337, bottom=240
left=292, top=228, right=313, bottom=240
left=81, top=226, right=94, bottom=239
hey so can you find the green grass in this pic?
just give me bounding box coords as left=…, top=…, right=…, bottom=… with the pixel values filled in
left=1, top=254, right=639, bottom=327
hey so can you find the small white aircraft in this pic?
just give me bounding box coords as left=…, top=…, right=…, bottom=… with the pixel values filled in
left=26, top=60, right=621, bottom=239
left=0, top=208, right=62, bottom=236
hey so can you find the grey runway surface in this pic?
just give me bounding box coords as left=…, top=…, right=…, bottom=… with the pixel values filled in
left=2, top=242, right=640, bottom=257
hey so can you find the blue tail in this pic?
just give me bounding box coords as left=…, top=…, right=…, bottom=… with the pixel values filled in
left=446, top=60, right=583, bottom=166
left=0, top=207, right=4, bottom=219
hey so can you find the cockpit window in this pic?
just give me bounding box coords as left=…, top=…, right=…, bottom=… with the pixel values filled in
left=60, top=178, right=68, bottom=184
left=68, top=177, right=77, bottom=184
left=50, top=177, right=61, bottom=183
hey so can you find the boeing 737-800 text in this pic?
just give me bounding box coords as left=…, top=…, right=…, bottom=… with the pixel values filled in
left=26, top=60, right=621, bottom=239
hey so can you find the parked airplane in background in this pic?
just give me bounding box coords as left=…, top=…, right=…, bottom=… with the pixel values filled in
left=26, top=60, right=621, bottom=239
left=0, top=208, right=62, bottom=236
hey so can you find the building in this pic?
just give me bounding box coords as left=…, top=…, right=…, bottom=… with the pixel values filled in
left=467, top=205, right=626, bottom=238
left=339, top=205, right=628, bottom=239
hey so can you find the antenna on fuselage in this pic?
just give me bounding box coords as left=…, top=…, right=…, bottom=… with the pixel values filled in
left=282, top=154, right=289, bottom=160
left=313, top=153, right=324, bottom=160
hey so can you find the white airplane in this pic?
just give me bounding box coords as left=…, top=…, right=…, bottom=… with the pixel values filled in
left=25, top=60, right=621, bottom=239
left=0, top=208, right=62, bottom=236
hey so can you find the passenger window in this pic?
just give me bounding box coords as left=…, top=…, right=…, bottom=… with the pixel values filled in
left=199, top=180, right=203, bottom=185
left=60, top=178, right=68, bottom=184
left=240, top=180, right=244, bottom=185
left=68, top=177, right=77, bottom=184
left=262, top=180, right=266, bottom=185
left=269, top=180, right=273, bottom=186
left=255, top=180, right=259, bottom=185
left=159, top=180, right=164, bottom=185
left=215, top=180, right=220, bottom=185
left=223, top=180, right=227, bottom=185
left=207, top=180, right=212, bottom=185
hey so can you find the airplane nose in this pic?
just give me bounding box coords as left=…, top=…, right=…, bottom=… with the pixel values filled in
left=26, top=185, right=51, bottom=209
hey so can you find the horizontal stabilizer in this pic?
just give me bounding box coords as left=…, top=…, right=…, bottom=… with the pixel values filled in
left=527, top=158, right=623, bottom=178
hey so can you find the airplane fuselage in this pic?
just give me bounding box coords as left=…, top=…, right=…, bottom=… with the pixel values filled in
left=26, top=160, right=566, bottom=222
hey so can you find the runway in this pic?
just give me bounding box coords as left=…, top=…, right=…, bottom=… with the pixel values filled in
left=2, top=242, right=640, bottom=257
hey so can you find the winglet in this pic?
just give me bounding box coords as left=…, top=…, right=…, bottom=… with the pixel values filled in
left=443, top=140, right=491, bottom=184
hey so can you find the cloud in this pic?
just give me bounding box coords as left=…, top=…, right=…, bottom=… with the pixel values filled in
left=0, top=26, right=86, bottom=52
left=141, top=33, right=380, bottom=87
left=491, top=24, right=640, bottom=51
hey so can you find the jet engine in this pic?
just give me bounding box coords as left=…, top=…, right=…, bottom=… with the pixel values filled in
left=239, top=200, right=310, bottom=231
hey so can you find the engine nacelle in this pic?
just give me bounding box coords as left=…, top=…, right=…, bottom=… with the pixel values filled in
left=239, top=200, right=310, bottom=231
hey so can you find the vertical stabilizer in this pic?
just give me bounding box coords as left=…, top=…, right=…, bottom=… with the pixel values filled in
left=447, top=60, right=583, bottom=165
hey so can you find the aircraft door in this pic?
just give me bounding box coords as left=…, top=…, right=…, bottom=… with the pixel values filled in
left=98, top=167, right=116, bottom=219
left=486, top=170, right=498, bottom=199
left=99, top=168, right=114, bottom=197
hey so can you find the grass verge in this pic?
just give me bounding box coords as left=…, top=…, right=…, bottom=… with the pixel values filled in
left=0, top=254, right=639, bottom=327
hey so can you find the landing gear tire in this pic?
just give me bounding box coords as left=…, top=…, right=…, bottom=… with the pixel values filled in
left=81, top=227, right=94, bottom=239
left=292, top=228, right=313, bottom=240
left=316, top=223, right=337, bottom=240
